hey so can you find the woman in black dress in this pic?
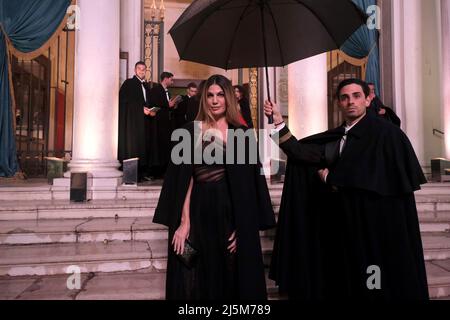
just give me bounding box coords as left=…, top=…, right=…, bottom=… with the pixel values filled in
left=153, top=75, right=275, bottom=300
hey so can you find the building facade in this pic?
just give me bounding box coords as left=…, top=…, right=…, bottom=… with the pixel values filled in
left=4, top=0, right=450, bottom=194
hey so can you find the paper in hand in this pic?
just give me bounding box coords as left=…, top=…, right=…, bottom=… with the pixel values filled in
left=149, top=107, right=161, bottom=113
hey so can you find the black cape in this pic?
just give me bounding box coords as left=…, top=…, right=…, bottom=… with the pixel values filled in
left=153, top=122, right=276, bottom=300
left=269, top=114, right=429, bottom=300
left=239, top=98, right=253, bottom=128
left=118, top=76, right=148, bottom=167
left=174, top=95, right=190, bottom=129
left=368, top=96, right=401, bottom=127
left=147, top=84, right=175, bottom=172
left=185, top=97, right=200, bottom=123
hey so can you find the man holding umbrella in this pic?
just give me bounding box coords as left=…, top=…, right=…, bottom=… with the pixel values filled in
left=264, top=78, right=429, bottom=300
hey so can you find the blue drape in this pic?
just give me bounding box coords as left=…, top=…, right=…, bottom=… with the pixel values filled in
left=0, top=0, right=71, bottom=177
left=341, top=0, right=380, bottom=96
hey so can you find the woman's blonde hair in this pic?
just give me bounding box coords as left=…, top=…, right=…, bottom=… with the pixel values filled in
left=195, top=74, right=242, bottom=128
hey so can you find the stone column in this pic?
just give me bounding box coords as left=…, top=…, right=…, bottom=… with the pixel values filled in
left=392, top=0, right=426, bottom=165
left=401, top=0, right=426, bottom=164
left=58, top=0, right=122, bottom=198
left=392, top=0, right=444, bottom=166
left=442, top=0, right=450, bottom=158
left=120, top=0, right=143, bottom=81
left=288, top=53, right=328, bottom=139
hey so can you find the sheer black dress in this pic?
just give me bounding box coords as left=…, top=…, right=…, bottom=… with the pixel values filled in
left=169, top=138, right=238, bottom=300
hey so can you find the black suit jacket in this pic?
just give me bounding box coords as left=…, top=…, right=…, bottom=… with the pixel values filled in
left=147, top=84, right=174, bottom=168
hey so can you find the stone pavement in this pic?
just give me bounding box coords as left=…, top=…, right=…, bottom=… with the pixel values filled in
left=0, top=269, right=165, bottom=300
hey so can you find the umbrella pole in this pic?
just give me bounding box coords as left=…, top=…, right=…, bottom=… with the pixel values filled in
left=264, top=66, right=273, bottom=124
left=260, top=0, right=274, bottom=124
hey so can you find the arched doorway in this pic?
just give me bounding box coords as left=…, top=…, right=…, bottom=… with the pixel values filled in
left=11, top=28, right=75, bottom=178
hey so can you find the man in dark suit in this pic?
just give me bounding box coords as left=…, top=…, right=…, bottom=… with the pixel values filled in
left=118, top=61, right=150, bottom=181
left=174, top=82, right=198, bottom=129
left=265, top=78, right=427, bottom=300
left=147, top=72, right=176, bottom=178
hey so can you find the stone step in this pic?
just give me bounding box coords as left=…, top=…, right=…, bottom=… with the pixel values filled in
left=0, top=182, right=163, bottom=201
left=422, top=233, right=450, bottom=260
left=420, top=222, right=450, bottom=233
left=426, top=259, right=450, bottom=299
left=416, top=183, right=450, bottom=195
left=0, top=269, right=165, bottom=300
left=0, top=268, right=274, bottom=300
left=0, top=217, right=277, bottom=245
left=0, top=236, right=278, bottom=277
left=0, top=199, right=157, bottom=221
left=0, top=217, right=168, bottom=245
left=0, top=183, right=449, bottom=221
left=418, top=212, right=450, bottom=232
left=0, top=217, right=276, bottom=245
left=415, top=195, right=450, bottom=212
left=260, top=233, right=450, bottom=264
left=0, top=240, right=167, bottom=277
left=1, top=180, right=448, bottom=201
left=0, top=234, right=448, bottom=300
left=1, top=195, right=450, bottom=222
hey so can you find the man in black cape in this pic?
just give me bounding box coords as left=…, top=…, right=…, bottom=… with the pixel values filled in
left=174, top=82, right=198, bottom=129
left=265, top=78, right=429, bottom=300
left=118, top=61, right=150, bottom=180
left=185, top=80, right=205, bottom=123
left=147, top=72, right=176, bottom=178
left=153, top=122, right=276, bottom=299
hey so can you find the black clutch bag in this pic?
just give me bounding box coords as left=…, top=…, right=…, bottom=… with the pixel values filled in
left=176, top=239, right=199, bottom=269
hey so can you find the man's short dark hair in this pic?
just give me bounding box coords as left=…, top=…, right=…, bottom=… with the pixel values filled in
left=187, top=82, right=197, bottom=89
left=336, top=78, right=370, bottom=98
left=160, top=72, right=174, bottom=82
left=135, top=61, right=146, bottom=68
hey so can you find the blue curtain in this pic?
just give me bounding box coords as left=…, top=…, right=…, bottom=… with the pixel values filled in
left=341, top=0, right=380, bottom=96
left=0, top=0, right=71, bottom=177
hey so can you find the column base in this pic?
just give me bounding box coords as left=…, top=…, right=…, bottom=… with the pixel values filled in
left=52, top=159, right=124, bottom=200
left=64, top=159, right=122, bottom=178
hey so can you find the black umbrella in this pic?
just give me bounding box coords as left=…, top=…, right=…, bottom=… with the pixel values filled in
left=169, top=0, right=366, bottom=123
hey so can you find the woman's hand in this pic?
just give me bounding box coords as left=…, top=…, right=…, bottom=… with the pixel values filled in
left=227, top=231, right=237, bottom=254
left=263, top=100, right=283, bottom=124
left=172, top=222, right=190, bottom=255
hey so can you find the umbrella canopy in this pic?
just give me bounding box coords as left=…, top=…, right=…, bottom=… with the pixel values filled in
left=169, top=0, right=367, bottom=70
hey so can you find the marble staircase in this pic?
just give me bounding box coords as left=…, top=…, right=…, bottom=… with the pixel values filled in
left=0, top=180, right=449, bottom=300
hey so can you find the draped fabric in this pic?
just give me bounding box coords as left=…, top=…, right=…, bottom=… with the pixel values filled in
left=0, top=0, right=71, bottom=177
left=341, top=0, right=381, bottom=96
